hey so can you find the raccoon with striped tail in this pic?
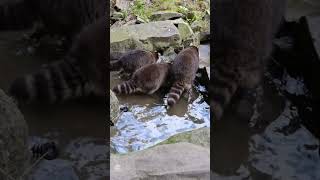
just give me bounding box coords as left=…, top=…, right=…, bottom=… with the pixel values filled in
left=212, top=0, right=286, bottom=120
left=112, top=63, right=170, bottom=95
left=8, top=17, right=106, bottom=104
left=166, top=46, right=199, bottom=107
left=110, top=50, right=158, bottom=78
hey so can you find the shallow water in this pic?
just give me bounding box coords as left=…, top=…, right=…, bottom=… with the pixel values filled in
left=110, top=44, right=211, bottom=153
left=110, top=71, right=210, bottom=153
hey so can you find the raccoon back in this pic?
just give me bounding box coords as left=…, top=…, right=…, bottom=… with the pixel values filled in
left=167, top=46, right=199, bottom=106
left=171, top=46, right=199, bottom=83
left=119, top=50, right=158, bottom=74
left=113, top=63, right=170, bottom=95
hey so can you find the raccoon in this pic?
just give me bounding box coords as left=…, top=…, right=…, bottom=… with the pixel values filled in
left=110, top=50, right=158, bottom=77
left=212, top=0, right=286, bottom=120
left=0, top=0, right=106, bottom=41
left=166, top=46, right=199, bottom=106
left=112, top=63, right=170, bottom=95
left=8, top=17, right=106, bottom=104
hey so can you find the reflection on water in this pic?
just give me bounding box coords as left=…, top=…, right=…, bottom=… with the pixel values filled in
left=111, top=95, right=210, bottom=153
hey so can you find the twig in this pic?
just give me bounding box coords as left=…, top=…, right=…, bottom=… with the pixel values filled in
left=18, top=151, right=50, bottom=179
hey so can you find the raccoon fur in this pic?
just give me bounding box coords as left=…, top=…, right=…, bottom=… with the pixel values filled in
left=110, top=50, right=158, bottom=77
left=212, top=0, right=286, bottom=120
left=8, top=17, right=106, bottom=104
left=112, top=63, right=170, bottom=95
left=166, top=46, right=199, bottom=106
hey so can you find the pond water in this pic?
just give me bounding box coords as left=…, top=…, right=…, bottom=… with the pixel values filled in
left=110, top=44, right=211, bottom=153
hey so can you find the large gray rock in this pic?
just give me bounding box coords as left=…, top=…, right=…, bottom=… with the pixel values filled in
left=199, top=44, right=210, bottom=80
left=160, top=127, right=210, bottom=148
left=110, top=21, right=181, bottom=53
left=150, top=11, right=183, bottom=21
left=110, top=142, right=210, bottom=180
left=114, top=0, right=132, bottom=11
left=169, top=18, right=198, bottom=47
left=0, top=89, right=29, bottom=179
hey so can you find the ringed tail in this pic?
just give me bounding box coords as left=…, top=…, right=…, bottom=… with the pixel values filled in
left=9, top=57, right=95, bottom=104
left=211, top=62, right=238, bottom=120
left=167, top=81, right=185, bottom=106
left=112, top=80, right=137, bottom=95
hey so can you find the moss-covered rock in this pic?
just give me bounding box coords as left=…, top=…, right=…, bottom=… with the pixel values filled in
left=110, top=20, right=181, bottom=53
left=150, top=11, right=183, bottom=21
left=159, top=127, right=210, bottom=148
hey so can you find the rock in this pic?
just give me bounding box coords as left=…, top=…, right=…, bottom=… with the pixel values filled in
left=110, top=21, right=181, bottom=53
left=64, top=138, right=109, bottom=179
left=110, top=142, right=210, bottom=180
left=200, top=31, right=210, bottom=42
left=205, top=67, right=210, bottom=80
left=159, top=127, right=210, bottom=148
left=111, top=12, right=124, bottom=21
left=298, top=15, right=320, bottom=98
left=0, top=89, right=29, bottom=179
left=150, top=11, right=183, bottom=21
left=286, top=0, right=320, bottom=21
left=136, top=17, right=146, bottom=24
left=114, top=0, right=132, bottom=11
left=110, top=90, right=120, bottom=125
left=300, top=15, right=320, bottom=60
left=28, top=159, right=79, bottom=180
left=169, top=18, right=197, bottom=47
left=158, top=47, right=177, bottom=63
left=199, top=44, right=210, bottom=69
left=191, top=20, right=203, bottom=32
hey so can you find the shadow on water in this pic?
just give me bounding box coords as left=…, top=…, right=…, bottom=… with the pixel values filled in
left=0, top=30, right=108, bottom=179
left=211, top=57, right=320, bottom=179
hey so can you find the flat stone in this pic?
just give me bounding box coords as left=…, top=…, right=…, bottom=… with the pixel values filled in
left=110, top=142, right=210, bottom=180
left=150, top=11, right=183, bottom=21
left=159, top=127, right=210, bottom=148
left=110, top=21, right=181, bottom=53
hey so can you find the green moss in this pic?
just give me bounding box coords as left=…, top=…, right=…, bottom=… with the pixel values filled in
left=124, top=0, right=210, bottom=25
